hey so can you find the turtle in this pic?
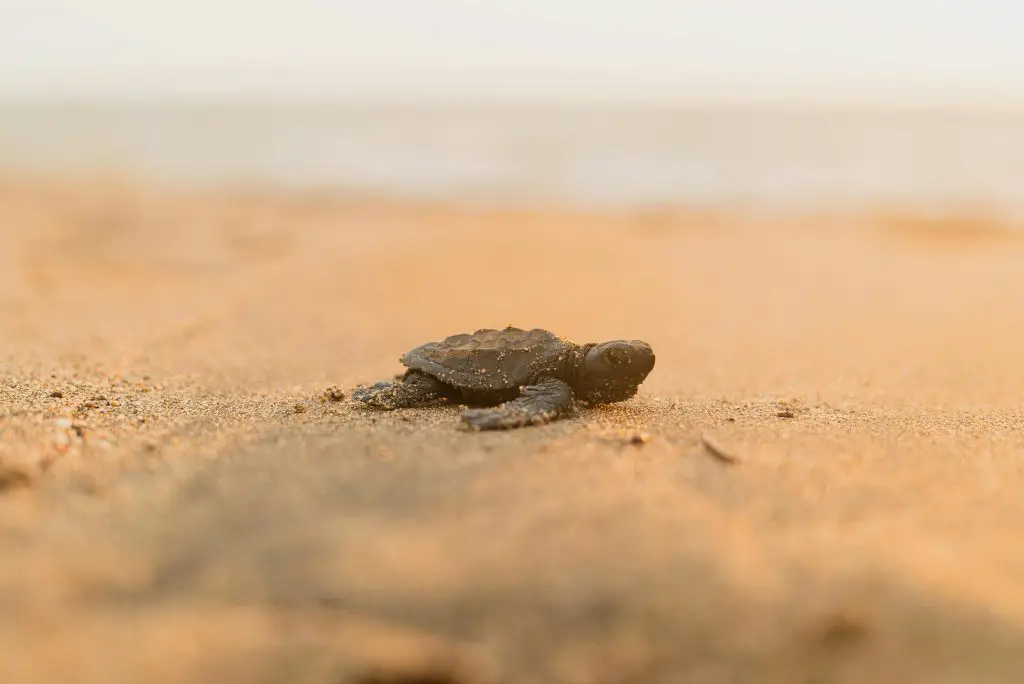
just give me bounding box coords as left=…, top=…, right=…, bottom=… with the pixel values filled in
left=350, top=326, right=656, bottom=430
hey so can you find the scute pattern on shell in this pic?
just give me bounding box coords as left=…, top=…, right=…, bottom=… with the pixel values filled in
left=401, top=327, right=569, bottom=392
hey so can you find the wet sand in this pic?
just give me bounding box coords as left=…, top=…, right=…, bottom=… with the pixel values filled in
left=3, top=176, right=1024, bottom=683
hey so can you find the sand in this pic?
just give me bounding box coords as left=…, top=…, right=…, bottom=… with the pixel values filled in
left=3, top=176, right=1024, bottom=683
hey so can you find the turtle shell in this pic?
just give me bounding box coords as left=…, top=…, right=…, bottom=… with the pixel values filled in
left=401, top=327, right=573, bottom=391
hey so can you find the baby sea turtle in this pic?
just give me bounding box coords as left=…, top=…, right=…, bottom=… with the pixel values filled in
left=351, top=326, right=655, bottom=430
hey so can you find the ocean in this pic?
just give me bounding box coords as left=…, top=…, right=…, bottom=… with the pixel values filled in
left=3, top=102, right=1024, bottom=211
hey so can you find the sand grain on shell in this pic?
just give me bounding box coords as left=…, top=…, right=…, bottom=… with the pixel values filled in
left=3, top=178, right=1024, bottom=683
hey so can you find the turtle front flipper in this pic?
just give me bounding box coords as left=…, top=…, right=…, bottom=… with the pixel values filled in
left=461, top=378, right=574, bottom=431
left=351, top=371, right=448, bottom=410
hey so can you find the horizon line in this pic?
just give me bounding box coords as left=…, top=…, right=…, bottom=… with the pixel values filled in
left=6, top=91, right=1024, bottom=112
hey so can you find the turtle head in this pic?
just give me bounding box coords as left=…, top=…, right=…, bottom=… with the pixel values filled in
left=574, top=340, right=655, bottom=404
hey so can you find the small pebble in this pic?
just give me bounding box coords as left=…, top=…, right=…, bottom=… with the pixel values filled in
left=49, top=390, right=64, bottom=399
left=322, top=386, right=346, bottom=402
left=630, top=432, right=650, bottom=445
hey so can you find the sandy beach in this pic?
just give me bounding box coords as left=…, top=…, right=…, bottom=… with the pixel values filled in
left=3, top=175, right=1024, bottom=683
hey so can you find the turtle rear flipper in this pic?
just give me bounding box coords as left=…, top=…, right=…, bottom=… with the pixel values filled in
left=351, top=371, right=448, bottom=410
left=461, top=377, right=574, bottom=431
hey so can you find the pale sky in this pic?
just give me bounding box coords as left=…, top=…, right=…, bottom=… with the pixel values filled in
left=2, top=0, right=1023, bottom=102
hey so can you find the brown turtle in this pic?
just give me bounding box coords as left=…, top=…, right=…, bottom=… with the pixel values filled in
left=350, top=326, right=656, bottom=430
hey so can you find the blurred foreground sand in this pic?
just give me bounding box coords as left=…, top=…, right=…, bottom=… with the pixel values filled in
left=3, top=176, right=1024, bottom=683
